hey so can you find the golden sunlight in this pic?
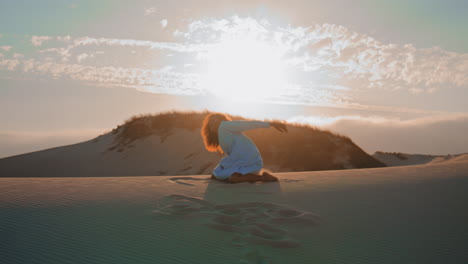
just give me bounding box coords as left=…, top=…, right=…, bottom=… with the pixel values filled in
left=199, top=35, right=289, bottom=100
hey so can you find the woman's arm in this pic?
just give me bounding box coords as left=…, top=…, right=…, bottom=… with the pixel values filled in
left=220, top=120, right=288, bottom=133
left=270, top=121, right=288, bottom=132
left=220, top=121, right=270, bottom=133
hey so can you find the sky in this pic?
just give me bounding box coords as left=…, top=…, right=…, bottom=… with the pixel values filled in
left=0, top=0, right=467, bottom=158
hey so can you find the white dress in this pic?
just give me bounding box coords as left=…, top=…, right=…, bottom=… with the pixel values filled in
left=212, top=120, right=270, bottom=180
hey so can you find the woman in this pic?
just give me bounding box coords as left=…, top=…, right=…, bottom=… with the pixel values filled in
left=201, top=113, right=288, bottom=183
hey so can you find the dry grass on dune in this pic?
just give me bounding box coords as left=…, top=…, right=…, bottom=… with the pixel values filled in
left=247, top=122, right=382, bottom=171
left=110, top=110, right=345, bottom=145
left=110, top=111, right=208, bottom=146
left=374, top=151, right=409, bottom=160
left=111, top=110, right=251, bottom=146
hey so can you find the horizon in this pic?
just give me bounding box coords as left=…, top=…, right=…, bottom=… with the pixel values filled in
left=1, top=0, right=467, bottom=158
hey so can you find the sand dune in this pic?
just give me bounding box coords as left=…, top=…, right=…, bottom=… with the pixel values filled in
left=1, top=160, right=467, bottom=263
left=373, top=151, right=468, bottom=167
left=0, top=111, right=384, bottom=177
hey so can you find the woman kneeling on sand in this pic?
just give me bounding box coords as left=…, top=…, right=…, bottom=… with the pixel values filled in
left=201, top=113, right=288, bottom=183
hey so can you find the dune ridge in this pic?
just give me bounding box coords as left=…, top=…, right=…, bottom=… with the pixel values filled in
left=373, top=151, right=468, bottom=167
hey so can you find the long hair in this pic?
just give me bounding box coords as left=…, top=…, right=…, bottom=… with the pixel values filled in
left=201, top=113, right=231, bottom=153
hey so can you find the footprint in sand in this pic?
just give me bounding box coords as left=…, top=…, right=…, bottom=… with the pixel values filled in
left=240, top=248, right=272, bottom=264
left=153, top=194, right=320, bottom=251
left=280, top=178, right=304, bottom=183
left=166, top=177, right=211, bottom=186
left=154, top=194, right=214, bottom=216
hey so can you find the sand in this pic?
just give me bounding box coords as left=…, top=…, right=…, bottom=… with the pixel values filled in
left=1, top=160, right=468, bottom=264
left=373, top=152, right=468, bottom=167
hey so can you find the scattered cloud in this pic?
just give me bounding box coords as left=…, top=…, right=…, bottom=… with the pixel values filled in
left=161, top=19, right=168, bottom=28
left=39, top=47, right=71, bottom=61
left=289, top=112, right=468, bottom=127
left=144, top=7, right=157, bottom=16
left=0, top=46, right=12, bottom=51
left=76, top=53, right=93, bottom=63
left=67, top=36, right=205, bottom=53
left=31, top=35, right=51, bottom=46
left=182, top=18, right=468, bottom=93
left=57, top=35, right=71, bottom=42
left=0, top=16, right=467, bottom=106
left=0, top=56, right=202, bottom=95
left=0, top=59, right=20, bottom=70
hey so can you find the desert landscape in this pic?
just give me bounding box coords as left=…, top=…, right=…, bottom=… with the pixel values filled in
left=1, top=113, right=467, bottom=263
left=1, top=0, right=467, bottom=263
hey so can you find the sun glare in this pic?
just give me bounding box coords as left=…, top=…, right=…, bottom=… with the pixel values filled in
left=199, top=35, right=289, bottom=100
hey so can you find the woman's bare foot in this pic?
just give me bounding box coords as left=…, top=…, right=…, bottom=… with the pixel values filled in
left=261, top=171, right=279, bottom=182
left=227, top=173, right=247, bottom=183
left=227, top=172, right=278, bottom=183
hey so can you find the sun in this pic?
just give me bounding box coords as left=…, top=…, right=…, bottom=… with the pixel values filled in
left=199, top=35, right=289, bottom=100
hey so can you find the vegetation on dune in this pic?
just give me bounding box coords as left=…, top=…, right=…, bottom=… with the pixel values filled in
left=374, top=151, right=409, bottom=160
left=113, top=110, right=348, bottom=141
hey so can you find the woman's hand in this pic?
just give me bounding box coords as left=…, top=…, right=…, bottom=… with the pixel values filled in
left=270, top=122, right=288, bottom=132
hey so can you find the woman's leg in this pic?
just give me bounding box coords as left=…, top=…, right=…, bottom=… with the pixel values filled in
left=228, top=172, right=278, bottom=183
left=211, top=174, right=229, bottom=182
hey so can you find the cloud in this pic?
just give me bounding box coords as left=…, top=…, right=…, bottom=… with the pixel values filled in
left=290, top=24, right=467, bottom=92
left=179, top=17, right=468, bottom=93
left=0, top=46, right=12, bottom=51
left=65, top=36, right=206, bottom=53
left=76, top=53, right=92, bottom=62
left=289, top=113, right=468, bottom=155
left=144, top=7, right=157, bottom=16
left=0, top=16, right=467, bottom=106
left=0, top=59, right=20, bottom=70
left=1, top=57, right=201, bottom=95
left=31, top=35, right=51, bottom=46
left=39, top=47, right=71, bottom=61
left=161, top=19, right=168, bottom=28
left=57, top=35, right=71, bottom=42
